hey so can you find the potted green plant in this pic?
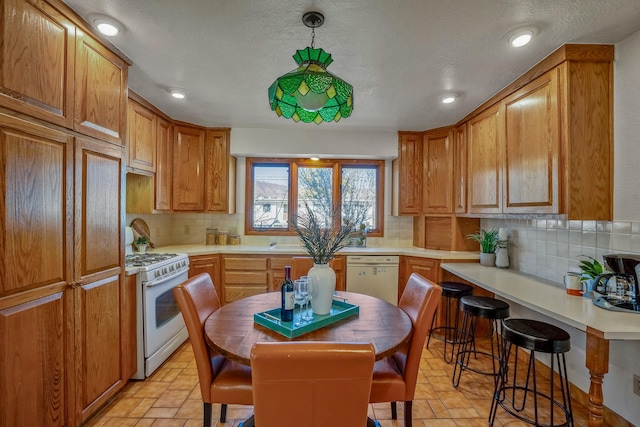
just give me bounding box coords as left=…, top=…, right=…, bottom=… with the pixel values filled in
left=135, top=235, right=150, bottom=253
left=575, top=255, right=605, bottom=297
left=467, top=228, right=499, bottom=267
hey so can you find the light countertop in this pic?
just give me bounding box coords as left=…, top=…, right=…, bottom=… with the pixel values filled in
left=441, top=263, right=640, bottom=340
left=150, top=244, right=481, bottom=259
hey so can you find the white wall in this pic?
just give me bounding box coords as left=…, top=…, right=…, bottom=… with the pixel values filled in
left=230, top=127, right=398, bottom=159
left=614, top=29, right=640, bottom=221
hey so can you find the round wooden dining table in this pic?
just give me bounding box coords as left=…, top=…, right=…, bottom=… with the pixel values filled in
left=204, top=291, right=413, bottom=365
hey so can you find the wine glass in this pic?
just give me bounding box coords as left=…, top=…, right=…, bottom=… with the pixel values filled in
left=294, top=279, right=307, bottom=326
left=302, top=277, right=313, bottom=321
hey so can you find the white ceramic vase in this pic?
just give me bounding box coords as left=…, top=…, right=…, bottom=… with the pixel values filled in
left=308, top=263, right=336, bottom=315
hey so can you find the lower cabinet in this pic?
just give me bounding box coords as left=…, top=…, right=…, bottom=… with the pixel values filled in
left=189, top=255, right=222, bottom=300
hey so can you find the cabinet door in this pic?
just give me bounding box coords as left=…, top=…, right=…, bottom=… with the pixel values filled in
left=189, top=255, right=222, bottom=300
left=74, top=137, right=123, bottom=420
left=0, top=114, right=74, bottom=427
left=395, top=132, right=423, bottom=215
left=127, top=99, right=156, bottom=173
left=423, top=128, right=454, bottom=214
left=173, top=124, right=205, bottom=211
left=454, top=124, right=468, bottom=213
left=467, top=103, right=503, bottom=214
left=205, top=129, right=234, bottom=212
left=503, top=70, right=560, bottom=214
left=155, top=117, right=173, bottom=211
left=0, top=0, right=75, bottom=128
left=121, top=274, right=137, bottom=380
left=74, top=29, right=127, bottom=145
left=75, top=274, right=123, bottom=422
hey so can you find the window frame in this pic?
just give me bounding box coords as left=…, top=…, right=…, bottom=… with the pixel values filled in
left=245, top=157, right=384, bottom=237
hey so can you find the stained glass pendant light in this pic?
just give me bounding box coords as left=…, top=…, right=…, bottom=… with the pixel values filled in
left=268, top=11, right=354, bottom=124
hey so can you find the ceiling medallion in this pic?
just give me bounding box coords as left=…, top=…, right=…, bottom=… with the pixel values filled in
left=268, top=11, right=354, bottom=124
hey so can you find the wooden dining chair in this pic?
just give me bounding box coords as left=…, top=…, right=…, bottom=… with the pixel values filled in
left=173, top=273, right=253, bottom=426
left=368, top=273, right=443, bottom=427
left=250, top=341, right=375, bottom=427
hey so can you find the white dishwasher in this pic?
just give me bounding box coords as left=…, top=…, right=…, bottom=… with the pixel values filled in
left=346, top=255, right=399, bottom=305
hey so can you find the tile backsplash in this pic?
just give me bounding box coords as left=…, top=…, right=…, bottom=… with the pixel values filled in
left=481, top=218, right=640, bottom=284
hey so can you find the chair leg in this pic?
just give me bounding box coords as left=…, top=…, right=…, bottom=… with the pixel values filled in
left=203, top=402, right=212, bottom=427
left=220, top=403, right=227, bottom=423
left=404, top=400, right=412, bottom=427
left=390, top=401, right=397, bottom=419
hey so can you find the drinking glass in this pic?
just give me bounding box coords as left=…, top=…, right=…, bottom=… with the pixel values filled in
left=293, top=279, right=307, bottom=326
left=302, top=277, right=313, bottom=321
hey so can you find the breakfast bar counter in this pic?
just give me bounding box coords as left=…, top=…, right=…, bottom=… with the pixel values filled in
left=441, top=262, right=640, bottom=427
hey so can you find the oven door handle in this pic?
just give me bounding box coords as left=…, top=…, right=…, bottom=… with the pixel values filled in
left=144, top=266, right=190, bottom=288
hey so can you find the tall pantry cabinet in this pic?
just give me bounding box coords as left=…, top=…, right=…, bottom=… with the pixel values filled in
left=0, top=0, right=130, bottom=425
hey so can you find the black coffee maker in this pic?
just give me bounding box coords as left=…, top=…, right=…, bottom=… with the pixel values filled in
left=592, top=254, right=640, bottom=311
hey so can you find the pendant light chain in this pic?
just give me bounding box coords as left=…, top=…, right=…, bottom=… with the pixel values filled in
left=311, top=27, right=315, bottom=49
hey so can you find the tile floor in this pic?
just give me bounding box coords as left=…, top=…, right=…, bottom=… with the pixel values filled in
left=85, top=337, right=591, bottom=426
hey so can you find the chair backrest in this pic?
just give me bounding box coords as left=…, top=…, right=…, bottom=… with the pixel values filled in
left=173, top=273, right=224, bottom=402
left=251, top=341, right=375, bottom=427
left=393, top=273, right=442, bottom=399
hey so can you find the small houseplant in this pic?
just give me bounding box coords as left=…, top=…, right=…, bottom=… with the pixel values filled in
left=135, top=235, right=150, bottom=253
left=467, top=228, right=499, bottom=267
left=574, top=255, right=605, bottom=296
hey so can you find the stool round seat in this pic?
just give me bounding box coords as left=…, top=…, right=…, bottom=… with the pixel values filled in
left=502, top=318, right=571, bottom=354
left=440, top=282, right=474, bottom=298
left=461, top=296, right=510, bottom=319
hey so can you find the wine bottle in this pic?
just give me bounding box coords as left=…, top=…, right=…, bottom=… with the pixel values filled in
left=280, top=265, right=294, bottom=322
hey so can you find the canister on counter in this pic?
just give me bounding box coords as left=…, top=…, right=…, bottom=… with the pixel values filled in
left=206, top=228, right=218, bottom=245
left=229, top=234, right=241, bottom=245
left=217, top=230, right=228, bottom=245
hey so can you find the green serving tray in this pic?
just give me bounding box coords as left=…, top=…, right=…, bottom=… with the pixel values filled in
left=253, top=299, right=359, bottom=339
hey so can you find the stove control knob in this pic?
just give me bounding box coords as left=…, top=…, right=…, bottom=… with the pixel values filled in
left=170, top=265, right=175, bottom=271
left=155, top=271, right=160, bottom=278
left=163, top=267, right=167, bottom=274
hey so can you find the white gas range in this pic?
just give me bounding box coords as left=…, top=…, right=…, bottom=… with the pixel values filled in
left=125, top=230, right=190, bottom=379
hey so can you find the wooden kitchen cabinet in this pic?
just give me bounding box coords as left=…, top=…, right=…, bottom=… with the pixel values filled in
left=122, top=274, right=137, bottom=380
left=189, top=255, right=222, bottom=299
left=205, top=129, right=236, bottom=213
left=172, top=124, right=206, bottom=211
left=155, top=116, right=173, bottom=211
left=0, top=0, right=75, bottom=128
left=503, top=69, right=560, bottom=214
left=467, top=102, right=504, bottom=214
left=453, top=123, right=468, bottom=214
left=423, top=127, right=454, bottom=214
left=269, top=257, right=294, bottom=292
left=392, top=132, right=423, bottom=215
left=74, top=28, right=128, bottom=145
left=127, top=99, right=157, bottom=173
left=222, top=256, right=268, bottom=304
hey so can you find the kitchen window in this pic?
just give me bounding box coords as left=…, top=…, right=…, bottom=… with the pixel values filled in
left=246, top=158, right=384, bottom=236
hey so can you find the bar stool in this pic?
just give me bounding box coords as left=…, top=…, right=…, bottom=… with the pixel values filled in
left=427, top=281, right=473, bottom=363
left=452, top=296, right=510, bottom=388
left=489, top=319, right=573, bottom=427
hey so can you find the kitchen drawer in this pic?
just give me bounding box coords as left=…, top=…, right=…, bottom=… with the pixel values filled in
left=270, top=257, right=293, bottom=271
left=224, top=257, right=267, bottom=270
left=223, top=271, right=268, bottom=285
left=225, top=285, right=266, bottom=303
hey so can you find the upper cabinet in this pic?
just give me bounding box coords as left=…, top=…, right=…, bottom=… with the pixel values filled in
left=127, top=99, right=157, bottom=173
left=0, top=0, right=129, bottom=145
left=467, top=103, right=504, bottom=214
left=423, top=127, right=454, bottom=214
left=205, top=129, right=236, bottom=213
left=74, top=29, right=128, bottom=145
left=503, top=69, right=559, bottom=214
left=173, top=124, right=206, bottom=211
left=392, top=132, right=422, bottom=215
left=155, top=116, right=173, bottom=211
left=453, top=124, right=467, bottom=214
left=461, top=44, right=613, bottom=220
left=0, top=0, right=75, bottom=128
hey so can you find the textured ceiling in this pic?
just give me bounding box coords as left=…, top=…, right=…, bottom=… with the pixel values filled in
left=63, top=0, right=640, bottom=132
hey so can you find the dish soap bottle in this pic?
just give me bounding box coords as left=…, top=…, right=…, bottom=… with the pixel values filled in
left=280, top=266, right=294, bottom=322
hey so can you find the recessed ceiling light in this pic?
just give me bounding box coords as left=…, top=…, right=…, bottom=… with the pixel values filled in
left=88, top=14, right=124, bottom=37
left=169, top=89, right=186, bottom=99
left=440, top=93, right=459, bottom=104
left=310, top=156, right=320, bottom=161
left=509, top=30, right=533, bottom=47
